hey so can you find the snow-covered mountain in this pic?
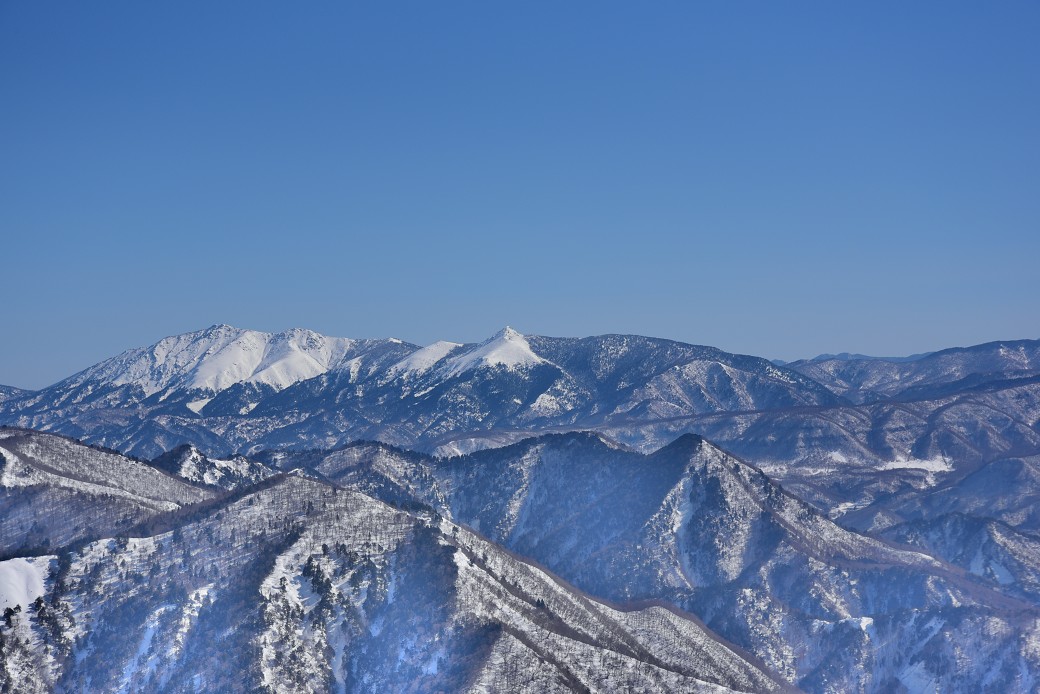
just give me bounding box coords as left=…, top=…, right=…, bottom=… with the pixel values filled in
left=4, top=325, right=415, bottom=417
left=584, top=371, right=1040, bottom=534
left=6, top=329, right=1040, bottom=546
left=4, top=328, right=1039, bottom=534
left=5, top=428, right=1040, bottom=692
left=0, top=427, right=214, bottom=556
left=7, top=327, right=1040, bottom=691
left=295, top=432, right=1040, bottom=692
left=786, top=339, right=1040, bottom=403
left=0, top=325, right=843, bottom=458
left=151, top=443, right=276, bottom=490
left=0, top=430, right=785, bottom=693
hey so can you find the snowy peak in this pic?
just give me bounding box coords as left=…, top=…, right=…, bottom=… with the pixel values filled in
left=72, top=325, right=370, bottom=398
left=171, top=326, right=357, bottom=393
left=443, top=326, right=548, bottom=377
left=241, top=328, right=356, bottom=390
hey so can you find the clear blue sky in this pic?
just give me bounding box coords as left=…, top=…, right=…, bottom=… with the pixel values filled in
left=2, top=2, right=1038, bottom=389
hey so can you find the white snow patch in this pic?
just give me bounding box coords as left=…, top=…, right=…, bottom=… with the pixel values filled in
left=0, top=557, right=47, bottom=611
left=880, top=456, right=953, bottom=473
left=186, top=398, right=211, bottom=414
left=989, top=561, right=1014, bottom=585
left=881, top=455, right=953, bottom=485
left=117, top=605, right=172, bottom=694
left=830, top=501, right=859, bottom=519
left=530, top=392, right=562, bottom=416
left=168, top=585, right=211, bottom=660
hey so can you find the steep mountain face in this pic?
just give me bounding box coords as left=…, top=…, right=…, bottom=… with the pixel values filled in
left=787, top=340, right=1040, bottom=403
left=302, top=433, right=1040, bottom=692
left=0, top=437, right=783, bottom=694
left=0, top=326, right=842, bottom=458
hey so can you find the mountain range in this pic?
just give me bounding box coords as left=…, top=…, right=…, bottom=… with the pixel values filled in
left=4, top=324, right=837, bottom=457
left=2, top=325, right=1040, bottom=692
left=11, top=325, right=1037, bottom=462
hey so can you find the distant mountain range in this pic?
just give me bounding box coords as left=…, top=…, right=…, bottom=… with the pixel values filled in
left=3, top=326, right=1040, bottom=692
left=5, top=325, right=1036, bottom=461
left=0, top=324, right=839, bottom=456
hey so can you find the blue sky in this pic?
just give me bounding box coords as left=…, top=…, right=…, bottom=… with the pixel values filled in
left=2, top=2, right=1038, bottom=389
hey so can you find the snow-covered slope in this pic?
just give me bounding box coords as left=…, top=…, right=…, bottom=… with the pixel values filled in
left=6, top=324, right=416, bottom=417
left=321, top=433, right=1040, bottom=692
left=0, top=428, right=214, bottom=556
left=385, top=340, right=463, bottom=379
left=0, top=464, right=784, bottom=693
left=879, top=513, right=1040, bottom=601
left=151, top=443, right=275, bottom=490
left=0, top=325, right=848, bottom=458
left=441, top=326, right=547, bottom=376
left=0, top=385, right=29, bottom=405
left=788, top=339, right=1040, bottom=403
left=4, top=422, right=1040, bottom=691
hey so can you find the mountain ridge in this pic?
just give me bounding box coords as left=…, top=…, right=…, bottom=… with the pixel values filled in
left=0, top=325, right=847, bottom=458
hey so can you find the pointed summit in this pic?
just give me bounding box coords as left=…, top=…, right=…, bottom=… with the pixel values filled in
left=443, top=326, right=547, bottom=376
left=495, top=325, right=523, bottom=339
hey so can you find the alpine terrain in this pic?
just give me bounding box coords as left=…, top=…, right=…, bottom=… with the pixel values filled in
left=2, top=325, right=1040, bottom=692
